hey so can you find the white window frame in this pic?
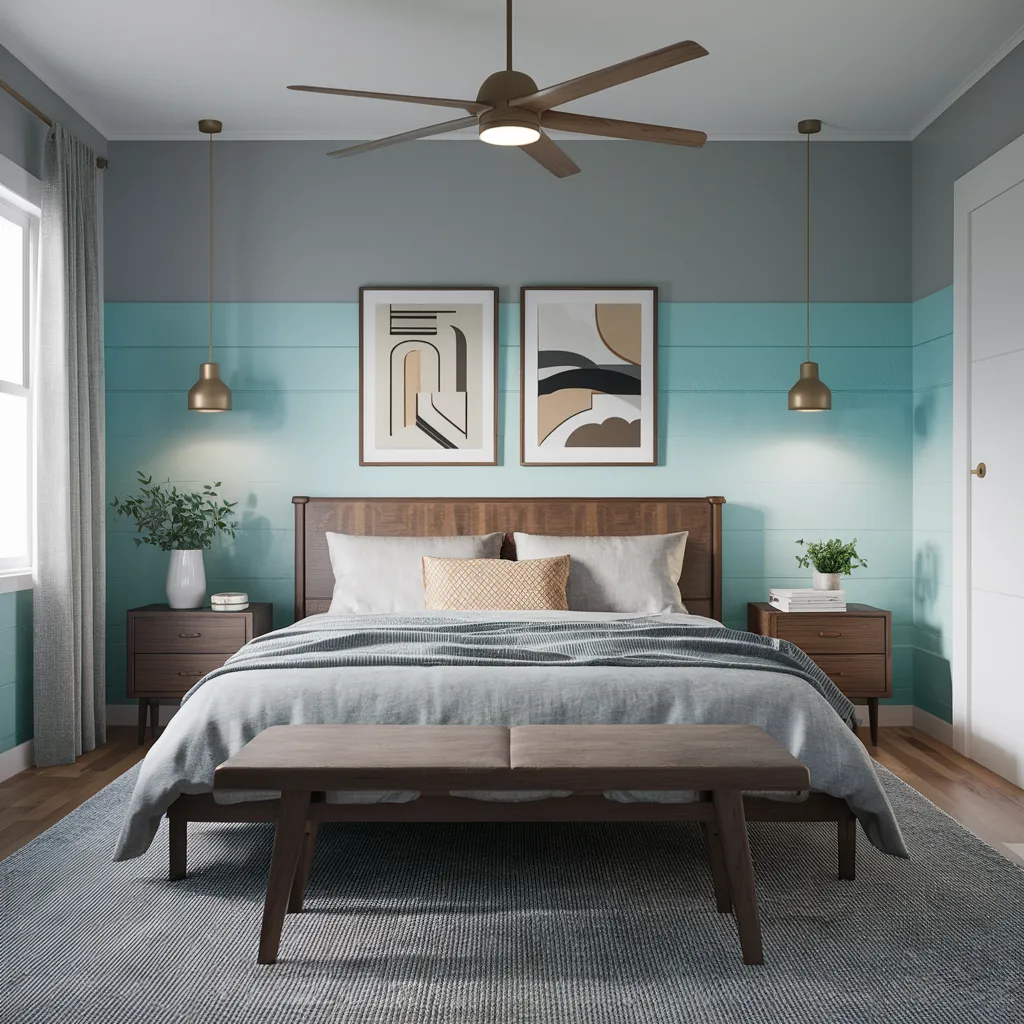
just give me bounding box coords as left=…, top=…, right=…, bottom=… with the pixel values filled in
left=0, top=152, right=41, bottom=594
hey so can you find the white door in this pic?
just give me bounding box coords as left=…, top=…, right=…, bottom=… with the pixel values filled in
left=955, top=136, right=1024, bottom=786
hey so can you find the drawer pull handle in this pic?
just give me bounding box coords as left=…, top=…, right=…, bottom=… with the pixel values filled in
left=178, top=632, right=202, bottom=638
left=818, top=631, right=843, bottom=638
left=178, top=671, right=202, bottom=677
left=830, top=671, right=843, bottom=677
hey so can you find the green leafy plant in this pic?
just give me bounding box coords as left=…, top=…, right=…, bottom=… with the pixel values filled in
left=795, top=538, right=867, bottom=576
left=111, top=471, right=237, bottom=551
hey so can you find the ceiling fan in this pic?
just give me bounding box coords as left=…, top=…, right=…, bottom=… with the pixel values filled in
left=288, top=0, right=708, bottom=178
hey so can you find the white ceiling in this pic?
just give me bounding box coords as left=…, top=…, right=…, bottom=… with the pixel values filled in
left=1, top=0, right=1023, bottom=142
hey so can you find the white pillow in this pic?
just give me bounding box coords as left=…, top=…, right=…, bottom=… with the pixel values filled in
left=326, top=533, right=505, bottom=614
left=511, top=532, right=688, bottom=613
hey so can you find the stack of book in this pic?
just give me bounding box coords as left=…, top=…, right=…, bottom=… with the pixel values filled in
left=769, top=588, right=846, bottom=612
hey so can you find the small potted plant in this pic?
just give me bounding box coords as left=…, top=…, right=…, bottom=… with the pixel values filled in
left=111, top=472, right=237, bottom=609
left=795, top=538, right=867, bottom=591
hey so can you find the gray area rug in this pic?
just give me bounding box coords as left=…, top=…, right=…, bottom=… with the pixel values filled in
left=1, top=764, right=1022, bottom=1024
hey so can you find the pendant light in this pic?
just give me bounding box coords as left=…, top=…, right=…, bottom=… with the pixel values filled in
left=788, top=118, right=831, bottom=412
left=188, top=119, right=232, bottom=412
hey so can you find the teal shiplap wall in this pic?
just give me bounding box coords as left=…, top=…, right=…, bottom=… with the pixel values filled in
left=105, top=299, right=914, bottom=706
left=911, top=287, right=953, bottom=721
left=0, top=590, right=33, bottom=753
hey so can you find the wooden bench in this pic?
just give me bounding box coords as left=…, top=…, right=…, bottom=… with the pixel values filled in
left=213, top=723, right=811, bottom=966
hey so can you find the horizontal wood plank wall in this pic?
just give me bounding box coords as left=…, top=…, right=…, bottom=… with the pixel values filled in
left=104, top=300, right=914, bottom=707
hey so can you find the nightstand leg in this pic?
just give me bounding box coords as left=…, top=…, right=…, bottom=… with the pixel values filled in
left=137, top=699, right=149, bottom=745
left=868, top=699, right=879, bottom=746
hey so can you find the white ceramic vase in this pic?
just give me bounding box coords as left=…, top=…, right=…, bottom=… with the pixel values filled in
left=812, top=570, right=842, bottom=591
left=166, top=549, right=207, bottom=609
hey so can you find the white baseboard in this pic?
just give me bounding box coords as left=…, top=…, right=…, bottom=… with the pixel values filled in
left=0, top=739, right=34, bottom=782
left=912, top=707, right=954, bottom=747
left=106, top=703, right=179, bottom=727
left=851, top=703, right=913, bottom=727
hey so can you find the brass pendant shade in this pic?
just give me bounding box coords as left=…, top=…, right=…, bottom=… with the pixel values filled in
left=788, top=118, right=831, bottom=412
left=188, top=119, right=231, bottom=412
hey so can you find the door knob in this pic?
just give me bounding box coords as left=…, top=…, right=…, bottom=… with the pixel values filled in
left=971, top=462, right=987, bottom=478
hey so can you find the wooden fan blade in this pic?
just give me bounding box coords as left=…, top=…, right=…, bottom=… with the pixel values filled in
left=289, top=85, right=487, bottom=114
left=327, top=116, right=479, bottom=158
left=543, top=110, right=706, bottom=147
left=511, top=40, right=708, bottom=112
left=520, top=132, right=581, bottom=178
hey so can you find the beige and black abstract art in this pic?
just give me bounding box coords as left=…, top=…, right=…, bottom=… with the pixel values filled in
left=521, top=288, right=657, bottom=465
left=360, top=289, right=498, bottom=465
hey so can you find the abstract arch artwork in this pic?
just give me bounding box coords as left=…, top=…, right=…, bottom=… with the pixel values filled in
left=520, top=287, right=657, bottom=465
left=360, top=288, right=498, bottom=465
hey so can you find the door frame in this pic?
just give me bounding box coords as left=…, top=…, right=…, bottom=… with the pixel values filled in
left=952, top=131, right=1024, bottom=755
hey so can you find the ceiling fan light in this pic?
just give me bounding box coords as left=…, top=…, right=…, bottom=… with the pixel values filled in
left=479, top=123, right=541, bottom=146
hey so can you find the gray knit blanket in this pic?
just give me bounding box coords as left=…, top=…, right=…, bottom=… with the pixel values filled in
left=186, top=616, right=857, bottom=729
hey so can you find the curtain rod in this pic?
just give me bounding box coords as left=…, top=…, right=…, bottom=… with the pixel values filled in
left=0, top=76, right=108, bottom=169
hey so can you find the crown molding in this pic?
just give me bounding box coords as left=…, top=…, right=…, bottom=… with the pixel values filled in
left=911, top=21, right=1024, bottom=139
left=104, top=127, right=912, bottom=143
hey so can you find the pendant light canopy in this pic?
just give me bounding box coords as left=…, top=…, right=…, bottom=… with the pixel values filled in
left=788, top=118, right=831, bottom=413
left=188, top=118, right=232, bottom=412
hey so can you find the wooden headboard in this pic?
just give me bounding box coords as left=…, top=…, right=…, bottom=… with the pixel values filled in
left=292, top=496, right=725, bottom=622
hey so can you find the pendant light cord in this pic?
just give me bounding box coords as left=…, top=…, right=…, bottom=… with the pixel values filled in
left=805, top=128, right=811, bottom=364
left=506, top=0, right=512, bottom=70
left=208, top=128, right=214, bottom=364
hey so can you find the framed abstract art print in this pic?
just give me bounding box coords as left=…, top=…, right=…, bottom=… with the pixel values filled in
left=520, top=286, right=657, bottom=465
left=359, top=287, right=498, bottom=465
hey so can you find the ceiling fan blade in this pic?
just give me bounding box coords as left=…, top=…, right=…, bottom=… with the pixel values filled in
left=543, top=110, right=706, bottom=147
left=327, top=116, right=479, bottom=158
left=510, top=40, right=708, bottom=112
left=520, top=132, right=581, bottom=178
left=289, top=85, right=487, bottom=114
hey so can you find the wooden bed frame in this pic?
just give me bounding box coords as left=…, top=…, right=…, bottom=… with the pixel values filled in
left=166, top=495, right=857, bottom=882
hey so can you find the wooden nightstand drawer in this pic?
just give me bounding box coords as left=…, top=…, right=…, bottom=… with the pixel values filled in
left=133, top=614, right=247, bottom=654
left=810, top=655, right=887, bottom=695
left=774, top=615, right=884, bottom=654
left=132, top=653, right=230, bottom=695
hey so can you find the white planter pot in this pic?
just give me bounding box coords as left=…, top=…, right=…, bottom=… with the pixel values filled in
left=813, top=571, right=843, bottom=591
left=166, top=549, right=207, bottom=609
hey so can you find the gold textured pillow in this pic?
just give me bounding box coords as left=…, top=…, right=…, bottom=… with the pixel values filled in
left=422, top=555, right=570, bottom=611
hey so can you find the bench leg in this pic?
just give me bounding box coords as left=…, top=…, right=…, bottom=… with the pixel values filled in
left=712, top=789, right=764, bottom=966
left=700, top=819, right=732, bottom=913
left=259, top=790, right=312, bottom=965
left=838, top=807, right=857, bottom=881
left=288, top=822, right=319, bottom=914
left=168, top=811, right=187, bottom=881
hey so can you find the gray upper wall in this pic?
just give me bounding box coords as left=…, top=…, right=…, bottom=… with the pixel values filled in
left=105, top=139, right=910, bottom=304
left=912, top=40, right=1024, bottom=300
left=0, top=42, right=106, bottom=177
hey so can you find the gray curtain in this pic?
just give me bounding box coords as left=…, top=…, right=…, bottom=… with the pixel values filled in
left=33, top=124, right=105, bottom=766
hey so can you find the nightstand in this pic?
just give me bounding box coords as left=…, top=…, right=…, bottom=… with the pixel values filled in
left=747, top=602, right=892, bottom=746
left=127, top=603, right=273, bottom=744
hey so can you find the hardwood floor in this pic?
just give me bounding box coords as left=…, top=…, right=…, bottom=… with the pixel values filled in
left=1, top=725, right=1023, bottom=868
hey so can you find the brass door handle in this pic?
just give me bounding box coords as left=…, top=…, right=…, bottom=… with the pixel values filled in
left=818, top=631, right=843, bottom=638
left=178, top=632, right=202, bottom=638
left=971, top=462, right=987, bottom=478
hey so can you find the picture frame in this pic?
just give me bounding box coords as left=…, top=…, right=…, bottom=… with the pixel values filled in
left=520, top=286, right=658, bottom=466
left=359, top=287, right=499, bottom=466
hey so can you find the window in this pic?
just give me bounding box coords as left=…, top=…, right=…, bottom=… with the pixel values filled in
left=0, top=182, right=38, bottom=579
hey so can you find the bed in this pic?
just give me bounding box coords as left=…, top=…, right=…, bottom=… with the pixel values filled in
left=114, top=496, right=906, bottom=872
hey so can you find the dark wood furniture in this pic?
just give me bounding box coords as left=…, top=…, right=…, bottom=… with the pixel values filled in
left=214, top=724, right=810, bottom=966
left=165, top=496, right=859, bottom=887
left=746, top=602, right=892, bottom=746
left=127, top=603, right=273, bottom=744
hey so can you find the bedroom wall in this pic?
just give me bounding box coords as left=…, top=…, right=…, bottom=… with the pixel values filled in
left=0, top=43, right=107, bottom=757
left=104, top=138, right=915, bottom=709
left=909, top=38, right=1024, bottom=725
